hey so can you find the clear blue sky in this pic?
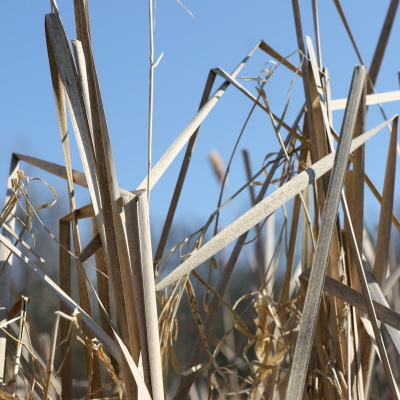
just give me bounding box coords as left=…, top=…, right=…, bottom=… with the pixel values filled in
left=1, top=1, right=399, bottom=239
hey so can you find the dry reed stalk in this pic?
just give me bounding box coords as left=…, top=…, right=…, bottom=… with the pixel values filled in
left=14, top=153, right=138, bottom=198
left=147, top=0, right=158, bottom=204
left=91, top=218, right=118, bottom=373
left=138, top=195, right=165, bottom=400
left=10, top=297, right=27, bottom=396
left=286, top=65, right=366, bottom=399
left=72, top=40, right=92, bottom=132
left=299, top=268, right=400, bottom=331
left=258, top=40, right=303, bottom=76
left=373, top=119, right=398, bottom=287
left=48, top=15, right=102, bottom=392
left=0, top=155, right=19, bottom=387
left=332, top=0, right=365, bottom=65
left=311, top=0, right=322, bottom=69
left=242, top=149, right=265, bottom=279
left=330, top=90, right=400, bottom=111
left=59, top=220, right=72, bottom=400
left=341, top=187, right=400, bottom=398
left=344, top=72, right=367, bottom=400
left=124, top=198, right=152, bottom=393
left=3, top=2, right=400, bottom=399
left=292, top=0, right=328, bottom=214
left=364, top=113, right=399, bottom=396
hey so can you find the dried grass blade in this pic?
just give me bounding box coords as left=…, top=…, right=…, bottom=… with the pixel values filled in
left=73, top=0, right=90, bottom=42
left=345, top=96, right=366, bottom=265
left=299, top=268, right=400, bottom=331
left=374, top=117, right=398, bottom=285
left=305, top=36, right=332, bottom=158
left=344, top=64, right=367, bottom=399
left=286, top=65, right=366, bottom=400
left=138, top=195, right=165, bottom=399
left=242, top=149, right=265, bottom=279
left=124, top=198, right=152, bottom=393
left=45, top=14, right=102, bottom=220
left=332, top=0, right=365, bottom=64
left=311, top=0, right=323, bottom=68
left=78, top=233, right=101, bottom=263
left=300, top=128, right=313, bottom=275
left=259, top=40, right=302, bottom=76
left=278, top=193, right=301, bottom=306
left=43, top=311, right=73, bottom=400
left=76, top=16, right=142, bottom=400
left=362, top=115, right=399, bottom=392
left=367, top=0, right=399, bottom=93
left=1, top=224, right=44, bottom=263
left=59, top=220, right=72, bottom=399
left=71, top=39, right=92, bottom=131
left=292, top=2, right=332, bottom=226
left=364, top=173, right=400, bottom=232
left=341, top=190, right=400, bottom=398
left=330, top=90, right=400, bottom=110
left=156, top=113, right=391, bottom=291
left=301, top=45, right=344, bottom=361
left=14, top=153, right=89, bottom=188
left=10, top=297, right=27, bottom=396
left=185, top=278, right=211, bottom=358
left=292, top=0, right=324, bottom=168
left=60, top=203, right=95, bottom=222
left=14, top=153, right=137, bottom=198
left=323, top=67, right=334, bottom=124
left=331, top=130, right=400, bottom=232
left=91, top=218, right=118, bottom=374
left=357, top=262, right=400, bottom=362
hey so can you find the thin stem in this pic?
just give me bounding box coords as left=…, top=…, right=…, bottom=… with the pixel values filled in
left=311, top=0, right=323, bottom=69
left=147, top=0, right=155, bottom=207
left=11, top=297, right=28, bottom=396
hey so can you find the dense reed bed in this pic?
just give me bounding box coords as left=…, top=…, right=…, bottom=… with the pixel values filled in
left=1, top=1, right=400, bottom=399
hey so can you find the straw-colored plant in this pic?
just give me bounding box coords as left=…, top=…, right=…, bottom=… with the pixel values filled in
left=1, top=1, right=400, bottom=399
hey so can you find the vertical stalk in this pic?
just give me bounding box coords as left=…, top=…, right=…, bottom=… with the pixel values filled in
left=311, top=0, right=322, bottom=69
left=125, top=198, right=152, bottom=394
left=44, top=311, right=79, bottom=400
left=286, top=66, right=366, bottom=400
left=147, top=0, right=155, bottom=205
left=11, top=297, right=28, bottom=396
left=59, top=220, right=72, bottom=400
left=138, top=194, right=165, bottom=400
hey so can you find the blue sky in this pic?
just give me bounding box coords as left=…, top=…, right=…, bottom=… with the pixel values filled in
left=1, top=1, right=400, bottom=241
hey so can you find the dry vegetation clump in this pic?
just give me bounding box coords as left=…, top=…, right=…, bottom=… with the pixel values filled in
left=1, top=1, right=400, bottom=399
